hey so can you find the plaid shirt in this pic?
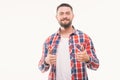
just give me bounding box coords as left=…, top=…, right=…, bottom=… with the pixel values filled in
left=38, top=28, right=99, bottom=80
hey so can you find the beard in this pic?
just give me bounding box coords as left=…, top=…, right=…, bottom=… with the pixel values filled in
left=59, top=18, right=72, bottom=28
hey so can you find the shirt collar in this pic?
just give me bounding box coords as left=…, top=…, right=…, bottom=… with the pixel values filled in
left=56, top=26, right=77, bottom=36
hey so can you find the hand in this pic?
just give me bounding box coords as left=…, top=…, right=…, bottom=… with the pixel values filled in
left=45, top=49, right=56, bottom=65
left=76, top=45, right=90, bottom=62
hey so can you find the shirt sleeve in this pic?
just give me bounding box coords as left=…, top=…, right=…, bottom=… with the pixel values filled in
left=38, top=42, right=50, bottom=73
left=85, top=37, right=99, bottom=70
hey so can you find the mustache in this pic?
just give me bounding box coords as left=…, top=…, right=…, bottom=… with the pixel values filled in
left=61, top=18, right=70, bottom=21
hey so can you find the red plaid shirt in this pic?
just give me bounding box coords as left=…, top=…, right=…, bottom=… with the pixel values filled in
left=38, top=28, right=99, bottom=80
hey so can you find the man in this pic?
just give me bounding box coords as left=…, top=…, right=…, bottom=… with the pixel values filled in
left=38, top=3, right=99, bottom=80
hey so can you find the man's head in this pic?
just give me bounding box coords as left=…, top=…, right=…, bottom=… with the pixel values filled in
left=56, top=3, right=74, bottom=28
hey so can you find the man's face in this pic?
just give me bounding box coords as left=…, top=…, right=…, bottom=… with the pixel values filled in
left=56, top=6, right=74, bottom=28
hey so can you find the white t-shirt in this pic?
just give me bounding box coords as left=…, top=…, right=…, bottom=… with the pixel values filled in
left=56, top=37, right=71, bottom=80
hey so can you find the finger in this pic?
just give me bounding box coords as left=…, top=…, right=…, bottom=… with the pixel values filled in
left=75, top=52, right=80, bottom=59
left=49, top=55, right=56, bottom=60
left=48, top=48, right=53, bottom=54
left=76, top=57, right=83, bottom=62
left=76, top=48, right=80, bottom=53
left=79, top=57, right=85, bottom=62
left=80, top=45, right=85, bottom=51
left=77, top=51, right=81, bottom=55
left=50, top=55, right=56, bottom=58
left=50, top=59, right=56, bottom=65
left=51, top=59, right=56, bottom=63
left=50, top=57, right=56, bottom=60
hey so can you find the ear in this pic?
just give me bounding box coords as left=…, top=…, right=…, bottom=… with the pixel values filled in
left=56, top=15, right=58, bottom=20
left=72, top=13, right=74, bottom=19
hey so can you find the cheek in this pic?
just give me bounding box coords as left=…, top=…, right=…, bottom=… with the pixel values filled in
left=57, top=18, right=62, bottom=21
left=56, top=16, right=61, bottom=21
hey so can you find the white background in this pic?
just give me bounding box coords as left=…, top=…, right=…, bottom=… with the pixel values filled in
left=0, top=0, right=120, bottom=80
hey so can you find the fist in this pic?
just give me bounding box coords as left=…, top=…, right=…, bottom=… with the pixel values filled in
left=76, top=45, right=90, bottom=62
left=45, top=49, right=56, bottom=65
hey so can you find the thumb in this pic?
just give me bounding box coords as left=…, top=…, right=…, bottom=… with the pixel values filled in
left=76, top=45, right=84, bottom=53
left=80, top=45, right=85, bottom=52
left=48, top=48, right=52, bottom=55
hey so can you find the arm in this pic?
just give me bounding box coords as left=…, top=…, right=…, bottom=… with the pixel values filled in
left=38, top=42, right=50, bottom=73
left=85, top=37, right=99, bottom=70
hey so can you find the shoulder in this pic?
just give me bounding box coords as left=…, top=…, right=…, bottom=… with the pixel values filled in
left=44, top=33, right=56, bottom=43
left=76, top=29, right=83, bottom=34
left=76, top=29, right=91, bottom=40
left=76, top=29, right=88, bottom=36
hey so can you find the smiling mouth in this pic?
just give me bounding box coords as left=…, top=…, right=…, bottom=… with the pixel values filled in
left=61, top=18, right=69, bottom=21
left=61, top=19, right=69, bottom=22
left=62, top=20, right=68, bottom=21
left=62, top=20, right=69, bottom=23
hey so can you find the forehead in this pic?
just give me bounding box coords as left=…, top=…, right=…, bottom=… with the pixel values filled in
left=57, top=6, right=72, bottom=13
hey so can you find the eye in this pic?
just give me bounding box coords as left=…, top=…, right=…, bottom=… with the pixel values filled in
left=59, top=12, right=64, bottom=15
left=66, top=12, right=70, bottom=15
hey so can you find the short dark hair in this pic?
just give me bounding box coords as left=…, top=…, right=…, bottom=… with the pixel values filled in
left=56, top=3, right=73, bottom=12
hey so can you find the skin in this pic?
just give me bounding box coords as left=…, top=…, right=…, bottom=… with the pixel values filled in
left=45, top=6, right=90, bottom=65
left=45, top=48, right=56, bottom=65
left=76, top=45, right=90, bottom=62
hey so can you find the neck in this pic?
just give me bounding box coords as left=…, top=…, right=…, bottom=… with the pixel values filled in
left=60, top=26, right=74, bottom=38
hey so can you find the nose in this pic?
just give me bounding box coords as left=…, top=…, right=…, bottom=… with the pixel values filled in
left=62, top=14, right=67, bottom=18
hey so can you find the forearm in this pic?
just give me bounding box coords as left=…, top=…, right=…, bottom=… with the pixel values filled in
left=86, top=56, right=99, bottom=70
left=38, top=58, right=50, bottom=73
left=85, top=37, right=99, bottom=70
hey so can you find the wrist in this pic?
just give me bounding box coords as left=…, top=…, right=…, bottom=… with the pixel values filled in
left=85, top=56, right=90, bottom=63
left=44, top=58, right=49, bottom=65
left=86, top=56, right=91, bottom=63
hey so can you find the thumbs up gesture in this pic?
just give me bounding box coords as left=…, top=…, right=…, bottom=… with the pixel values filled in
left=76, top=45, right=90, bottom=62
left=45, top=49, right=56, bottom=65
